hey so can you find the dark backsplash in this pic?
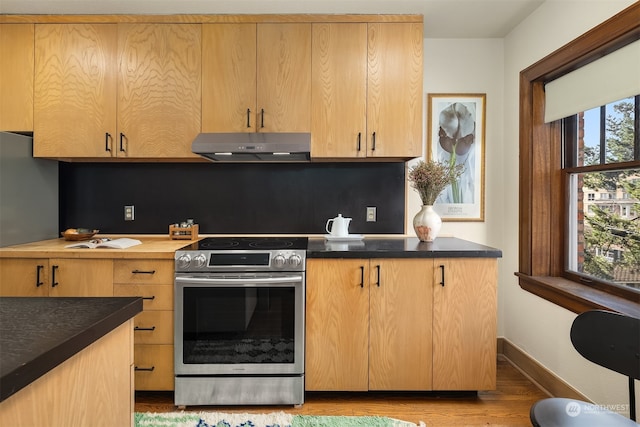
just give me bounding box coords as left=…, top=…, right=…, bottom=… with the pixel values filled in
left=59, top=162, right=406, bottom=235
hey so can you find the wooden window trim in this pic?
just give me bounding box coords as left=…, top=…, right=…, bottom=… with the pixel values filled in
left=518, top=2, right=640, bottom=315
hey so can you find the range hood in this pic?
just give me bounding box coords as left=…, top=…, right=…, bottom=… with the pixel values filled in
left=192, top=132, right=311, bottom=162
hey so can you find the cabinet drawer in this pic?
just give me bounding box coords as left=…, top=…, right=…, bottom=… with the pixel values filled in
left=134, top=344, right=174, bottom=391
left=113, top=284, right=173, bottom=311
left=133, top=311, right=173, bottom=345
left=114, top=260, right=173, bottom=285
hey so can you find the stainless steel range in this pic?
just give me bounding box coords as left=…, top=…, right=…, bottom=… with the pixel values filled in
left=174, top=237, right=307, bottom=406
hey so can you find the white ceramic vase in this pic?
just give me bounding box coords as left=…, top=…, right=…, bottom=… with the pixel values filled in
left=413, top=205, right=442, bottom=242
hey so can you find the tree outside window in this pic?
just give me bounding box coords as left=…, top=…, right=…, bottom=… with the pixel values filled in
left=566, top=96, right=640, bottom=291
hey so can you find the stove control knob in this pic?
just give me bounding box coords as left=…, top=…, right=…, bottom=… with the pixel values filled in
left=177, top=254, right=191, bottom=269
left=273, top=254, right=286, bottom=268
left=288, top=254, right=302, bottom=268
left=193, top=253, right=207, bottom=268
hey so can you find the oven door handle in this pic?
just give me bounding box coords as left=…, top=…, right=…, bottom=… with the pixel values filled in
left=175, top=275, right=303, bottom=285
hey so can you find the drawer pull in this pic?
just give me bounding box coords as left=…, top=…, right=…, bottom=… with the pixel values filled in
left=51, top=265, right=59, bottom=287
left=36, top=265, right=44, bottom=287
left=142, top=296, right=156, bottom=301
left=132, top=269, right=156, bottom=275
left=134, top=326, right=156, bottom=331
left=134, top=366, right=155, bottom=372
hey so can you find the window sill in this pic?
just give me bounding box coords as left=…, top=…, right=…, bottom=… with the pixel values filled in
left=516, top=273, right=640, bottom=318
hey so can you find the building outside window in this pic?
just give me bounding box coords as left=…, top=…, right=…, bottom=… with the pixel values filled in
left=564, top=96, right=640, bottom=291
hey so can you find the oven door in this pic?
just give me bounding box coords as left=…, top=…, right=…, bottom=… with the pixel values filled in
left=174, top=273, right=304, bottom=376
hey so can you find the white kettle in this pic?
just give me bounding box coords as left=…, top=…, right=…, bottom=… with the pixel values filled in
left=326, top=214, right=352, bottom=237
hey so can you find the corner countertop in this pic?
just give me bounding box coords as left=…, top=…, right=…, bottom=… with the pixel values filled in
left=0, top=297, right=142, bottom=403
left=307, top=236, right=502, bottom=258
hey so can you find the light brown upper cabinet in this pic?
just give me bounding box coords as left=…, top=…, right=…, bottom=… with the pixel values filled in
left=311, top=22, right=423, bottom=159
left=34, top=24, right=117, bottom=158
left=202, top=23, right=311, bottom=133
left=34, top=23, right=201, bottom=159
left=311, top=23, right=368, bottom=158
left=117, top=24, right=201, bottom=158
left=0, top=24, right=34, bottom=132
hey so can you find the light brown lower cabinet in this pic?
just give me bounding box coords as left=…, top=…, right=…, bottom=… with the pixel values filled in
left=133, top=344, right=174, bottom=390
left=0, top=319, right=134, bottom=427
left=113, top=259, right=175, bottom=390
left=0, top=258, right=113, bottom=297
left=305, top=258, right=433, bottom=391
left=0, top=256, right=176, bottom=391
left=305, top=257, right=497, bottom=392
left=432, top=258, right=498, bottom=390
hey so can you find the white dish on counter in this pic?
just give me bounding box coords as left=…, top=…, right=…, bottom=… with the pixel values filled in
left=324, top=234, right=364, bottom=241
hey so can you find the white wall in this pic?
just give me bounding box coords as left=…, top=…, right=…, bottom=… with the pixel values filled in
left=409, top=38, right=504, bottom=254
left=418, top=0, right=637, bottom=416
left=501, top=0, right=637, bottom=415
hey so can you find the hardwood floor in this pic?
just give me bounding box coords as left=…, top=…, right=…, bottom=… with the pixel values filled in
left=135, top=358, right=548, bottom=426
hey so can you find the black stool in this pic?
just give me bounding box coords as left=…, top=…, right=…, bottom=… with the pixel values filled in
left=530, top=310, right=640, bottom=426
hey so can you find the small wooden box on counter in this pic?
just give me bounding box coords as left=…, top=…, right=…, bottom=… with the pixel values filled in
left=169, top=224, right=199, bottom=240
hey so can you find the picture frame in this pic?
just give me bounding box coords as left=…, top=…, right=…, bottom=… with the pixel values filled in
left=427, top=93, right=486, bottom=221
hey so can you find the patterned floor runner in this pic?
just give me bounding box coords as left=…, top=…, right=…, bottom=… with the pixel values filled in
left=134, top=411, right=425, bottom=427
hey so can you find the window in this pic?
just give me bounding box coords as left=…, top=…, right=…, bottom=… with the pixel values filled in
left=564, top=97, right=640, bottom=292
left=517, top=3, right=640, bottom=314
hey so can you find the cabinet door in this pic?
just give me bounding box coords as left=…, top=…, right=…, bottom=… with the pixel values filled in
left=432, top=258, right=497, bottom=390
left=34, top=24, right=118, bottom=158
left=311, top=23, right=367, bottom=158
left=0, top=258, right=49, bottom=296
left=366, top=23, right=423, bottom=158
left=48, top=259, right=113, bottom=296
left=117, top=23, right=201, bottom=158
left=202, top=23, right=257, bottom=132
left=0, top=24, right=34, bottom=132
left=369, top=259, right=432, bottom=390
left=257, top=23, right=311, bottom=132
left=305, top=258, right=369, bottom=391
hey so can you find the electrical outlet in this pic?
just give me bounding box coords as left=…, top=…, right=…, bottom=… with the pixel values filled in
left=366, top=206, right=376, bottom=222
left=124, top=205, right=135, bottom=221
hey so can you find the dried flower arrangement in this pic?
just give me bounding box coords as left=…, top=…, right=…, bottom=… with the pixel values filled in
left=408, top=159, right=465, bottom=206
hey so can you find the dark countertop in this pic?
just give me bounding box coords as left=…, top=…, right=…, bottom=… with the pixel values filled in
left=0, top=297, right=142, bottom=403
left=307, top=236, right=502, bottom=258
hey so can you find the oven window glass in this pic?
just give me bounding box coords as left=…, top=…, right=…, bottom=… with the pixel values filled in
left=182, top=286, right=296, bottom=364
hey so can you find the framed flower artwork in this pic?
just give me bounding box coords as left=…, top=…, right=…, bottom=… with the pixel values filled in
left=427, top=93, right=486, bottom=221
